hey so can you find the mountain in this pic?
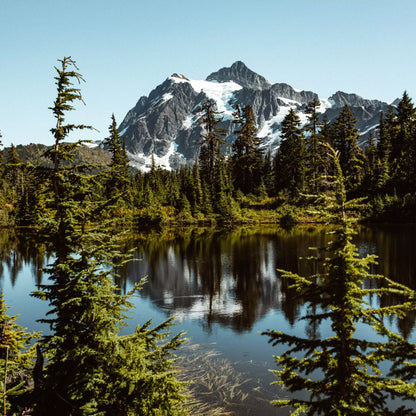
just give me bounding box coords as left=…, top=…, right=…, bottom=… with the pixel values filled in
left=118, top=61, right=393, bottom=170
left=9, top=143, right=111, bottom=168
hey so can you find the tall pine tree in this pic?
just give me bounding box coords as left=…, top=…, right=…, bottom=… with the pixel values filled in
left=198, top=99, right=227, bottom=187
left=231, top=104, right=262, bottom=194
left=263, top=145, right=416, bottom=415
left=103, top=114, right=131, bottom=206
left=274, top=108, right=306, bottom=197
left=32, top=57, right=187, bottom=415
left=332, top=105, right=365, bottom=193
left=0, top=291, right=38, bottom=414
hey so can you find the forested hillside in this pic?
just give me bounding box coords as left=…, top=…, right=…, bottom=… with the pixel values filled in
left=1, top=90, right=416, bottom=227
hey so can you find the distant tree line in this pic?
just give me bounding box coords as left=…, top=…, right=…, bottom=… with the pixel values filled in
left=2, top=89, right=416, bottom=226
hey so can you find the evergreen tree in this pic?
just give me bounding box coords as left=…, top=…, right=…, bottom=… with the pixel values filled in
left=103, top=114, right=130, bottom=204
left=213, top=156, right=231, bottom=217
left=377, top=111, right=391, bottom=161
left=261, top=149, right=274, bottom=196
left=231, top=104, right=262, bottom=194
left=375, top=112, right=391, bottom=190
left=198, top=99, right=227, bottom=187
left=274, top=108, right=306, bottom=197
left=305, top=98, right=325, bottom=193
left=396, top=91, right=415, bottom=155
left=263, top=146, right=416, bottom=415
left=0, top=291, right=38, bottom=414
left=32, top=57, right=187, bottom=415
left=190, top=158, right=203, bottom=216
left=390, top=92, right=416, bottom=192
left=362, top=132, right=378, bottom=193
left=147, top=154, right=164, bottom=197
left=164, top=170, right=180, bottom=209
left=15, top=165, right=48, bottom=227
left=332, top=105, right=365, bottom=193
left=5, top=144, right=22, bottom=165
left=4, top=144, right=25, bottom=202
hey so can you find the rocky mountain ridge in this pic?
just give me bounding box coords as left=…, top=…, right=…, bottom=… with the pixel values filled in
left=118, top=61, right=393, bottom=170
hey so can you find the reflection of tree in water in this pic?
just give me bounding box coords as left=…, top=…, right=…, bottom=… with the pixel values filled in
left=356, top=224, right=416, bottom=339
left=4, top=223, right=416, bottom=337
left=231, top=231, right=269, bottom=329
left=3, top=223, right=416, bottom=338
left=122, top=227, right=282, bottom=330
left=0, top=229, right=19, bottom=284
left=272, top=227, right=329, bottom=327
left=0, top=229, right=51, bottom=287
left=122, top=226, right=334, bottom=332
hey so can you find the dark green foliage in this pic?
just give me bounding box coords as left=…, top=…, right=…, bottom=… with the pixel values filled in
left=3, top=144, right=25, bottom=203
left=178, top=193, right=193, bottom=222
left=103, top=114, right=130, bottom=205
left=261, top=150, right=274, bottom=196
left=263, top=147, right=416, bottom=415
left=190, top=158, right=203, bottom=216
left=3, top=73, right=416, bottom=226
left=305, top=99, right=329, bottom=193
left=198, top=99, right=227, bottom=186
left=331, top=105, right=365, bottom=193
left=138, top=184, right=165, bottom=223
left=274, top=108, right=306, bottom=197
left=389, top=92, right=416, bottom=192
left=0, top=291, right=38, bottom=414
left=277, top=204, right=300, bottom=228
left=362, top=132, right=378, bottom=193
left=5, top=144, right=22, bottom=165
left=15, top=165, right=48, bottom=226
left=34, top=234, right=186, bottom=415
left=231, top=105, right=263, bottom=194
left=196, top=99, right=240, bottom=220
left=47, top=57, right=93, bottom=172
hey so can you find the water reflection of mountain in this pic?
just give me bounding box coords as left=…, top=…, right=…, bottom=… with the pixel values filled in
left=120, top=225, right=416, bottom=336
left=1, top=224, right=416, bottom=337
left=121, top=227, right=328, bottom=331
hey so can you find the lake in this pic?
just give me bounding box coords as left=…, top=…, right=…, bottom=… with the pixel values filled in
left=2, top=224, right=416, bottom=415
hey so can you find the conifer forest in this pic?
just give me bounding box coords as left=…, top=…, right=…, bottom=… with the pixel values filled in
left=2, top=58, right=416, bottom=415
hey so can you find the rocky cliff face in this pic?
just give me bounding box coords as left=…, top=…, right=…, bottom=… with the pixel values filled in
left=206, top=60, right=271, bottom=90
left=118, top=61, right=393, bottom=170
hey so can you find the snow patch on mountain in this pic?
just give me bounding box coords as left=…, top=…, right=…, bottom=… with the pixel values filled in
left=171, top=76, right=242, bottom=119
left=127, top=141, right=179, bottom=172
left=119, top=127, right=128, bottom=136
left=319, top=98, right=333, bottom=111
left=182, top=114, right=194, bottom=130
left=257, top=102, right=310, bottom=151
left=162, top=92, right=174, bottom=102
left=360, top=124, right=379, bottom=136
left=258, top=107, right=290, bottom=150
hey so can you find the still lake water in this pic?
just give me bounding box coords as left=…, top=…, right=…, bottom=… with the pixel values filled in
left=1, top=224, right=416, bottom=415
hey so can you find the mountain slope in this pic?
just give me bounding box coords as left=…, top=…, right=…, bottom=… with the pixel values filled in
left=118, top=62, right=393, bottom=170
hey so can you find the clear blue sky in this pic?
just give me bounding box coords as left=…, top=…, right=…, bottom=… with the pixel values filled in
left=1, top=0, right=415, bottom=147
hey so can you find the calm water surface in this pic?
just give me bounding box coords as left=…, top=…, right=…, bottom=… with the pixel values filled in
left=1, top=224, right=416, bottom=415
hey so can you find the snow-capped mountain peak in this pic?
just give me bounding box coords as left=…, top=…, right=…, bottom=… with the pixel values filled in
left=118, top=62, right=391, bottom=171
